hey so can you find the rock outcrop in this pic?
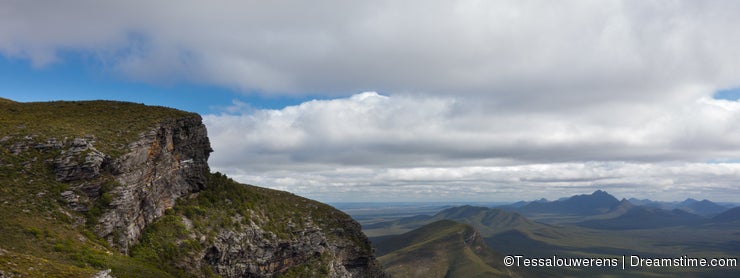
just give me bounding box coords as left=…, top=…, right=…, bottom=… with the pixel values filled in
left=98, top=116, right=212, bottom=252
left=53, top=137, right=109, bottom=183
left=45, top=116, right=211, bottom=252
left=204, top=216, right=385, bottom=277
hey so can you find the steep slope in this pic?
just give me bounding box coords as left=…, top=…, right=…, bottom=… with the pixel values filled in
left=376, top=220, right=516, bottom=278
left=0, top=100, right=384, bottom=277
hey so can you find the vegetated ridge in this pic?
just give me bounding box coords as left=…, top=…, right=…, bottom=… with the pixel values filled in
left=375, top=220, right=517, bottom=278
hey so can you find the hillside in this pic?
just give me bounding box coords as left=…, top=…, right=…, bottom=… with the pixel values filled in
left=0, top=99, right=384, bottom=277
left=375, top=220, right=517, bottom=278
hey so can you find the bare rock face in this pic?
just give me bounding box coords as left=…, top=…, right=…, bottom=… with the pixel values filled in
left=203, top=218, right=385, bottom=278
left=97, top=116, right=212, bottom=252
left=53, top=138, right=109, bottom=182
left=47, top=115, right=212, bottom=252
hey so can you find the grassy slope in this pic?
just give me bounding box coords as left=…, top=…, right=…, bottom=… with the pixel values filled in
left=0, top=99, right=195, bottom=158
left=377, top=220, right=511, bottom=278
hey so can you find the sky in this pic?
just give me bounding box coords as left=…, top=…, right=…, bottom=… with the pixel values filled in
left=2, top=0, right=740, bottom=203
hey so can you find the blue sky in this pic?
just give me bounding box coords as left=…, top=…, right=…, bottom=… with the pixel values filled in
left=3, top=1, right=740, bottom=202
left=713, top=88, right=740, bottom=102
left=0, top=53, right=323, bottom=114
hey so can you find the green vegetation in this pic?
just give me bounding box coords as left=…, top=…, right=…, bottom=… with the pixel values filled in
left=377, top=220, right=511, bottom=278
left=0, top=99, right=195, bottom=158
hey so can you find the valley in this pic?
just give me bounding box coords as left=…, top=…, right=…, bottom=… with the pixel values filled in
left=339, top=191, right=740, bottom=277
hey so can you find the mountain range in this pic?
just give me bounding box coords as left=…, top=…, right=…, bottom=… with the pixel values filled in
left=628, top=197, right=730, bottom=217
left=369, top=190, right=740, bottom=277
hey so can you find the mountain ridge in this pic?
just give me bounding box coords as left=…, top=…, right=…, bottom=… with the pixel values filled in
left=375, top=220, right=516, bottom=278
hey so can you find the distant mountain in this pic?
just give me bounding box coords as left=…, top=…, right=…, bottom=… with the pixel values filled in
left=627, top=198, right=729, bottom=217
left=677, top=199, right=729, bottom=216
left=504, top=200, right=531, bottom=208
left=577, top=206, right=706, bottom=229
left=516, top=190, right=621, bottom=216
left=376, top=220, right=517, bottom=278
left=627, top=198, right=661, bottom=207
left=365, top=205, right=554, bottom=240
left=711, top=206, right=740, bottom=223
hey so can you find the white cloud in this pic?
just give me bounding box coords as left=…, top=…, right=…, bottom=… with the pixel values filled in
left=204, top=92, right=740, bottom=202
left=4, top=1, right=740, bottom=100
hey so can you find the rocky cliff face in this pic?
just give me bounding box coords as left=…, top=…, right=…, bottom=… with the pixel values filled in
left=101, top=116, right=212, bottom=252
left=203, top=207, right=385, bottom=277
left=49, top=115, right=211, bottom=252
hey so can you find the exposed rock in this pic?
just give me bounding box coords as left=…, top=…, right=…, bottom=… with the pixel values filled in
left=53, top=138, right=109, bottom=182
left=97, top=116, right=212, bottom=252
left=9, top=140, right=29, bottom=155
left=60, top=190, right=86, bottom=212
left=91, top=269, right=113, bottom=278
left=41, top=115, right=211, bottom=252
left=33, top=137, right=64, bottom=151
left=203, top=219, right=385, bottom=278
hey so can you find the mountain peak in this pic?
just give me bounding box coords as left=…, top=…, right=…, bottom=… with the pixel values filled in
left=593, top=189, right=608, bottom=195
left=575, top=190, right=618, bottom=202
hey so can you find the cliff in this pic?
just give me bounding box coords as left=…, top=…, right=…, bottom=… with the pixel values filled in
left=0, top=100, right=384, bottom=277
left=48, top=115, right=212, bottom=253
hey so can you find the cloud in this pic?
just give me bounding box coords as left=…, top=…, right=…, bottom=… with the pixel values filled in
left=4, top=1, right=740, bottom=101
left=5, top=1, right=740, bottom=201
left=204, top=92, right=740, bottom=202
